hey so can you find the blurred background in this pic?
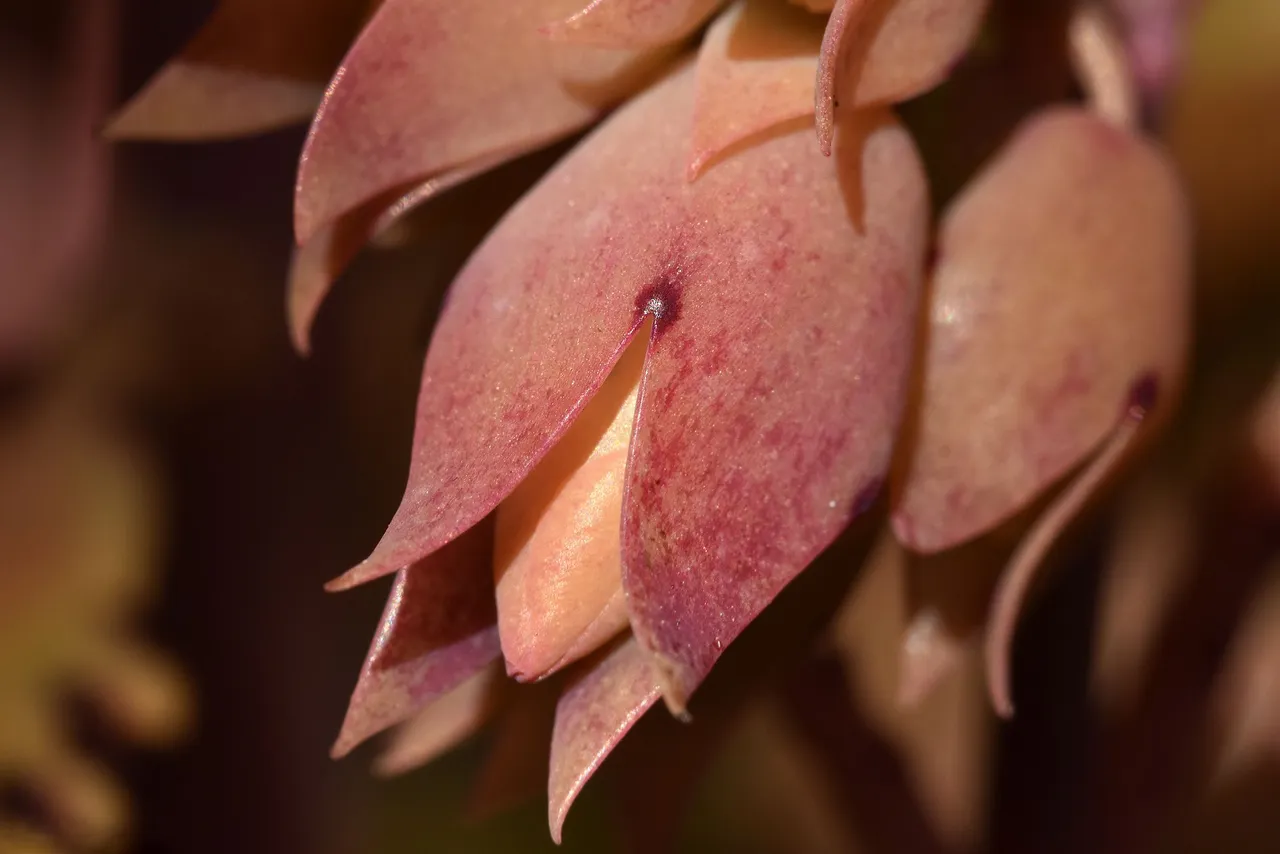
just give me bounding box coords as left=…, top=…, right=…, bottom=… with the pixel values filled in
left=0, top=0, right=1278, bottom=852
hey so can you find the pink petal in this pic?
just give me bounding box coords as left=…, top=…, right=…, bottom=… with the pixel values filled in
left=548, top=638, right=661, bottom=843
left=294, top=0, right=669, bottom=245
left=107, top=0, right=371, bottom=140
left=892, top=107, right=1190, bottom=556
left=544, top=0, right=725, bottom=48
left=815, top=0, right=990, bottom=154
left=373, top=665, right=503, bottom=776
left=688, top=0, right=826, bottom=179
left=330, top=521, right=499, bottom=758
left=619, top=122, right=927, bottom=711
left=330, top=70, right=925, bottom=739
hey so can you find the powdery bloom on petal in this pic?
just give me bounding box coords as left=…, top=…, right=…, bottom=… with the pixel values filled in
left=107, top=0, right=371, bottom=140
left=331, top=522, right=499, bottom=758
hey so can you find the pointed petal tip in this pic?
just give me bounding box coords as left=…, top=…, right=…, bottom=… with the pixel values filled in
left=323, top=570, right=361, bottom=593
left=983, top=412, right=1145, bottom=724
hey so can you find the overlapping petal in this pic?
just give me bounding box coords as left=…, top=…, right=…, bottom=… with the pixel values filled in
left=493, top=337, right=645, bottom=681
left=689, top=0, right=826, bottom=178
left=331, top=522, right=499, bottom=757
left=294, top=0, right=670, bottom=245
left=108, top=0, right=372, bottom=140
left=815, top=0, right=990, bottom=153
left=893, top=107, right=1190, bottom=555
left=891, top=107, right=1190, bottom=715
left=548, top=638, right=661, bottom=843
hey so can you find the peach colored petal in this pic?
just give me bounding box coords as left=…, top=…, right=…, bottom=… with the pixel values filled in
left=548, top=638, right=661, bottom=843
left=494, top=338, right=644, bottom=682
left=689, top=0, right=825, bottom=179
left=893, top=107, right=1190, bottom=555
left=294, top=0, right=670, bottom=245
left=816, top=0, right=990, bottom=154
left=544, top=0, right=725, bottom=47
left=107, top=0, right=371, bottom=140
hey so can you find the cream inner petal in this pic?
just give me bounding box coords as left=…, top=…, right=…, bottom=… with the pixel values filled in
left=493, top=329, right=648, bottom=681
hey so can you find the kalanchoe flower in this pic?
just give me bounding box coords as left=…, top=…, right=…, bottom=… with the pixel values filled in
left=112, top=0, right=1205, bottom=844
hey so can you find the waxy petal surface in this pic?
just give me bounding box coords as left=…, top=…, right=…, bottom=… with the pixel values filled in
left=548, top=639, right=661, bottom=843
left=689, top=0, right=826, bottom=179
left=545, top=0, right=724, bottom=48
left=893, top=107, right=1190, bottom=554
left=494, top=339, right=644, bottom=681
left=335, top=68, right=926, bottom=738
left=331, top=523, right=499, bottom=758
left=108, top=0, right=371, bottom=140
left=295, top=0, right=666, bottom=244
left=815, top=0, right=989, bottom=153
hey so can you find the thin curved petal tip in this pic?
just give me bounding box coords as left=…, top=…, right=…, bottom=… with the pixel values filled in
left=815, top=0, right=989, bottom=154
left=548, top=639, right=661, bottom=843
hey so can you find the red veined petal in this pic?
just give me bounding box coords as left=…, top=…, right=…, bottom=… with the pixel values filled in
left=328, top=68, right=925, bottom=734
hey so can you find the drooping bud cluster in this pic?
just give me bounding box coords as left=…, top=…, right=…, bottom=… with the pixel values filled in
left=113, top=0, right=1196, bottom=843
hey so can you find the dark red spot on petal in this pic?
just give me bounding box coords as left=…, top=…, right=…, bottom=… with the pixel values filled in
left=1127, top=371, right=1159, bottom=420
